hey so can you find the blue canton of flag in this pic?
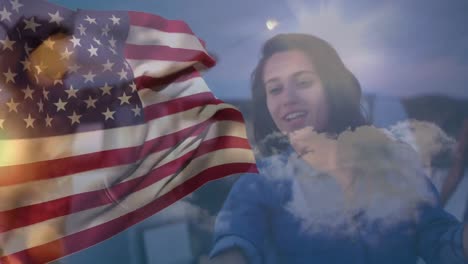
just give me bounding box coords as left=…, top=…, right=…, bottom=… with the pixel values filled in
left=0, top=1, right=143, bottom=139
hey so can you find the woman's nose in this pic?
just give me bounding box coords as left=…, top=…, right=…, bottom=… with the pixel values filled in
left=283, top=86, right=299, bottom=104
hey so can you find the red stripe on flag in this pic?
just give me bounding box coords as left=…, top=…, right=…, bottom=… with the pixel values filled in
left=0, top=107, right=244, bottom=186
left=125, top=44, right=215, bottom=67
left=128, top=11, right=195, bottom=35
left=135, top=67, right=201, bottom=90
left=0, top=136, right=252, bottom=233
left=143, top=92, right=223, bottom=121
left=2, top=163, right=257, bottom=264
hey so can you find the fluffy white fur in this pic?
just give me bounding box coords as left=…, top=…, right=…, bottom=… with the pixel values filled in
left=260, top=125, right=438, bottom=236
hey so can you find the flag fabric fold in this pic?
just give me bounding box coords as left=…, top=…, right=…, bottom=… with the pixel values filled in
left=0, top=0, right=257, bottom=263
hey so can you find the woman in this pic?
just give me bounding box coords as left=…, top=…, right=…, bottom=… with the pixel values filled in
left=209, top=34, right=468, bottom=264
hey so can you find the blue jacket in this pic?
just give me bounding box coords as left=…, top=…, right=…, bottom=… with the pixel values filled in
left=211, top=151, right=467, bottom=264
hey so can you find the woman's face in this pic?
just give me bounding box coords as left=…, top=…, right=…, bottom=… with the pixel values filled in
left=263, top=50, right=329, bottom=134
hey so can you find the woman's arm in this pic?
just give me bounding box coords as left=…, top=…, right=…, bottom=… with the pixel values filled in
left=210, top=173, right=276, bottom=264
left=416, top=202, right=468, bottom=264
left=440, top=120, right=468, bottom=205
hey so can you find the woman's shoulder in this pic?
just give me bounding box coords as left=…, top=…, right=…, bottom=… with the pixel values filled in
left=224, top=152, right=294, bottom=203
left=232, top=151, right=301, bottom=203
left=232, top=170, right=292, bottom=198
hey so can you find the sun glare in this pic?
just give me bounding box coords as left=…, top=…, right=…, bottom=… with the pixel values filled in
left=266, top=19, right=279, bottom=31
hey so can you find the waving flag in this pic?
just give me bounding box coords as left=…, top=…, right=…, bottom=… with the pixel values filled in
left=0, top=0, right=257, bottom=263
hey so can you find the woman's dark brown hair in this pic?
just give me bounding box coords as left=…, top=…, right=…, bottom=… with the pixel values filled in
left=251, top=33, right=368, bottom=157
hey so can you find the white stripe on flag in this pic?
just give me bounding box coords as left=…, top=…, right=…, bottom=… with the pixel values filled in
left=138, top=77, right=211, bottom=106
left=127, top=25, right=205, bottom=51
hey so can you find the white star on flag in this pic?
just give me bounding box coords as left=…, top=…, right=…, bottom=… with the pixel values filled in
left=0, top=7, right=12, bottom=21
left=10, top=0, right=23, bottom=13
left=48, top=11, right=64, bottom=25
left=34, top=62, right=47, bottom=75
left=70, top=36, right=81, bottom=47
left=109, top=15, right=120, bottom=25
left=117, top=68, right=128, bottom=80
left=23, top=114, right=35, bottom=128
left=43, top=37, right=55, bottom=49
left=100, top=83, right=113, bottom=95
left=88, top=45, right=98, bottom=57
left=24, top=43, right=33, bottom=54
left=108, top=36, right=117, bottom=48
left=92, top=37, right=102, bottom=46
left=83, top=71, right=96, bottom=83
left=129, top=82, right=137, bottom=92
left=42, top=88, right=49, bottom=100
left=45, top=114, right=53, bottom=127
left=102, top=107, right=116, bottom=120
left=84, top=96, right=97, bottom=109
left=21, top=85, right=34, bottom=99
left=20, top=59, right=31, bottom=71
left=102, top=60, right=114, bottom=72
left=6, top=98, right=19, bottom=112
left=101, top=24, right=111, bottom=36
left=23, top=17, right=41, bottom=32
left=65, top=86, right=78, bottom=98
left=131, top=105, right=141, bottom=116
left=109, top=47, right=117, bottom=55
left=77, top=24, right=87, bottom=35
left=3, top=68, right=17, bottom=83
left=0, top=36, right=16, bottom=51
left=68, top=111, right=82, bottom=125
left=68, top=63, right=81, bottom=73
left=53, top=78, right=63, bottom=86
left=84, top=15, right=97, bottom=24
left=118, top=92, right=132, bottom=105
left=60, top=48, right=73, bottom=60
left=54, top=98, right=67, bottom=112
left=37, top=100, right=44, bottom=112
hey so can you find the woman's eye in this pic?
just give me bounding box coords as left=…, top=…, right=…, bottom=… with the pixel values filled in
left=296, top=79, right=313, bottom=89
left=268, top=86, right=282, bottom=95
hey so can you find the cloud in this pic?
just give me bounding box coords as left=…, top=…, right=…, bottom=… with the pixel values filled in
left=259, top=124, right=439, bottom=237
left=285, top=0, right=468, bottom=98
left=286, top=0, right=392, bottom=88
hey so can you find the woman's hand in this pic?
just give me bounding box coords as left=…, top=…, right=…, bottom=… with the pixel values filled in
left=288, top=127, right=339, bottom=174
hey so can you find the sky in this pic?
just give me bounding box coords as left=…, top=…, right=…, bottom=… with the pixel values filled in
left=48, top=0, right=468, bottom=100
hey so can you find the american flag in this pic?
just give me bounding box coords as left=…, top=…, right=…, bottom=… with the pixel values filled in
left=0, top=0, right=257, bottom=263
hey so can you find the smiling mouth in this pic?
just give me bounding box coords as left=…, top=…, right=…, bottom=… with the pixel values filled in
left=284, top=111, right=307, bottom=121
